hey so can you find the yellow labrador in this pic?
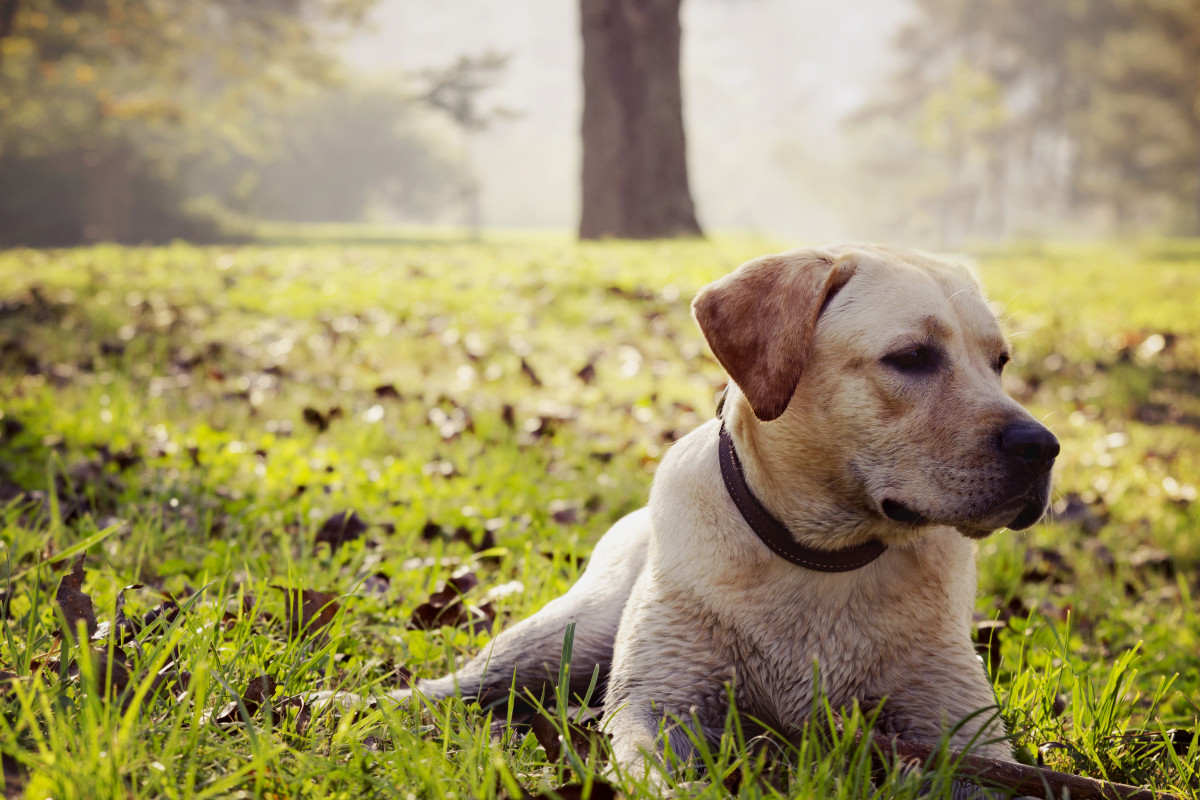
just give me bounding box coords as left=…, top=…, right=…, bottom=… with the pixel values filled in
left=397, top=245, right=1058, bottom=785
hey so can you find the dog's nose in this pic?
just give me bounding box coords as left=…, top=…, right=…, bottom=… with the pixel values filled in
left=1000, top=420, right=1060, bottom=472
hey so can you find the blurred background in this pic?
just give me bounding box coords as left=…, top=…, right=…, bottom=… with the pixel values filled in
left=2, top=0, right=1197, bottom=248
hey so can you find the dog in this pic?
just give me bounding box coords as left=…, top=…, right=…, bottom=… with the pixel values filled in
left=391, top=244, right=1059, bottom=786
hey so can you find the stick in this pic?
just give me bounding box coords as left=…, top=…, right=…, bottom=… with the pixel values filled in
left=873, top=732, right=1182, bottom=800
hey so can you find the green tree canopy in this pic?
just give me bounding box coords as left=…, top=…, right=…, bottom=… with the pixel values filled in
left=858, top=0, right=1200, bottom=239
left=0, top=0, right=376, bottom=244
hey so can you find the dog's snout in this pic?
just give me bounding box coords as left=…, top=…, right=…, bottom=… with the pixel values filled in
left=999, top=420, right=1059, bottom=472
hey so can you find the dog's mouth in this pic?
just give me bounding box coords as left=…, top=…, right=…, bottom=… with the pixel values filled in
left=881, top=499, right=927, bottom=526
left=884, top=481, right=1051, bottom=539
left=954, top=499, right=1045, bottom=539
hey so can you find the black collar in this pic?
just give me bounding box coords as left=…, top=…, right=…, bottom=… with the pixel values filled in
left=717, top=422, right=887, bottom=572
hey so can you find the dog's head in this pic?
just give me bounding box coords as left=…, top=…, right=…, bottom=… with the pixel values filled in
left=692, top=245, right=1058, bottom=542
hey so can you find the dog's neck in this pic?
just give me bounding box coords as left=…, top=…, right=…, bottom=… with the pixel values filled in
left=718, top=421, right=887, bottom=571
left=722, top=393, right=897, bottom=552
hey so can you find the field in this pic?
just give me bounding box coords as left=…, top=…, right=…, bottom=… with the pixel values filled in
left=0, top=237, right=1198, bottom=799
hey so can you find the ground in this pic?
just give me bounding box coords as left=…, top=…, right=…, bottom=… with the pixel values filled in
left=0, top=237, right=1197, bottom=799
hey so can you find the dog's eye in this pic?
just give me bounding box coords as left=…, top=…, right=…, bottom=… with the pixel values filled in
left=996, top=353, right=1010, bottom=373
left=884, top=346, right=935, bottom=372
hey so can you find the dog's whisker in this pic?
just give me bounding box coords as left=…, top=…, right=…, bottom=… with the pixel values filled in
left=999, top=289, right=1025, bottom=316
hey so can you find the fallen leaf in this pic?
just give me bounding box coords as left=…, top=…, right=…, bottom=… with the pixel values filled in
left=408, top=573, right=492, bottom=633
left=141, top=597, right=182, bottom=633
left=209, top=675, right=277, bottom=725
left=1128, top=546, right=1175, bottom=578
left=55, top=555, right=96, bottom=640
left=273, top=587, right=340, bottom=638
left=293, top=699, right=312, bottom=735
left=270, top=694, right=313, bottom=735
left=70, top=647, right=131, bottom=697
left=550, top=502, right=580, bottom=525
left=447, top=572, right=479, bottom=595
left=243, top=674, right=278, bottom=714
left=361, top=573, right=391, bottom=596
left=1022, top=546, right=1073, bottom=586
left=302, top=406, right=343, bottom=432
left=382, top=662, right=413, bottom=689
left=3, top=752, right=25, bottom=798
left=530, top=713, right=603, bottom=765
left=111, top=584, right=144, bottom=644
left=314, top=510, right=368, bottom=553
left=519, top=357, right=543, bottom=387
left=147, top=661, right=191, bottom=699
left=1050, top=493, right=1107, bottom=533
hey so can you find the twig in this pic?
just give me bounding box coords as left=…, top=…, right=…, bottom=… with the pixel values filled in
left=872, top=731, right=1182, bottom=800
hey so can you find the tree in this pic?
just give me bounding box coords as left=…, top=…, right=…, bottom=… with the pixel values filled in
left=0, top=0, right=374, bottom=244
left=183, top=83, right=465, bottom=227
left=578, top=0, right=702, bottom=240
left=419, top=52, right=514, bottom=240
left=858, top=0, right=1200, bottom=238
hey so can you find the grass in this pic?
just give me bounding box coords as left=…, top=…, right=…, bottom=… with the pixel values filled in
left=0, top=236, right=1197, bottom=798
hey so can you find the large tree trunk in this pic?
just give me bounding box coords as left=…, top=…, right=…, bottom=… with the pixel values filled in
left=0, top=0, right=19, bottom=42
left=579, top=0, right=702, bottom=240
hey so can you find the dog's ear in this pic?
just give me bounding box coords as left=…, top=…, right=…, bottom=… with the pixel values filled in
left=692, top=250, right=857, bottom=422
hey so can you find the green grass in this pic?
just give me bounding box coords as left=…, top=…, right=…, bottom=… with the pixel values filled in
left=0, top=237, right=1197, bottom=798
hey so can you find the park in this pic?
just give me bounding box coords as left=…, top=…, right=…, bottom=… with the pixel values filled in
left=2, top=2, right=1199, bottom=799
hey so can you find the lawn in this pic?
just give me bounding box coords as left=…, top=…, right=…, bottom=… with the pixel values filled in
left=0, top=237, right=1197, bottom=799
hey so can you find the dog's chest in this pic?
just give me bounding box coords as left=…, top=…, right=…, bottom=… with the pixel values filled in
left=723, top=582, right=892, bottom=727
left=690, top=551, right=969, bottom=733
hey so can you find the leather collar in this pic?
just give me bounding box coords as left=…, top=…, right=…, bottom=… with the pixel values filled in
left=718, top=422, right=887, bottom=572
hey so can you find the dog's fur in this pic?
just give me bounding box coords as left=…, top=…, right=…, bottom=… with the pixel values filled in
left=395, top=244, right=1058, bottom=781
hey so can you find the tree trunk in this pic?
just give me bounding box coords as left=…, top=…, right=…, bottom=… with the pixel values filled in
left=0, top=0, right=18, bottom=42
left=579, top=0, right=702, bottom=240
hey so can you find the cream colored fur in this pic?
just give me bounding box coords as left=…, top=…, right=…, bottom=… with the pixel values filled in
left=372, top=245, right=1059, bottom=789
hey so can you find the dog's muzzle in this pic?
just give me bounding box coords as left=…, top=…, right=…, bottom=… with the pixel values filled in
left=999, top=419, right=1060, bottom=477
left=963, top=419, right=1060, bottom=536
left=887, top=419, right=1060, bottom=538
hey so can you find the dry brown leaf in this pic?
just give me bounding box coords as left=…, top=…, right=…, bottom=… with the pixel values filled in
left=314, top=510, right=368, bottom=553
left=55, top=554, right=96, bottom=640
left=273, top=587, right=340, bottom=638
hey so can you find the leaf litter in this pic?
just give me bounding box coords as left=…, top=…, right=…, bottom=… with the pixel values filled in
left=3, top=244, right=1200, bottom=796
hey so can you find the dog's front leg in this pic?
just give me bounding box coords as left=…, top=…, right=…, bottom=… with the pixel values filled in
left=602, top=579, right=732, bottom=782
left=311, top=510, right=651, bottom=713
left=880, top=649, right=1019, bottom=798
left=404, top=508, right=654, bottom=704
left=883, top=663, right=1013, bottom=761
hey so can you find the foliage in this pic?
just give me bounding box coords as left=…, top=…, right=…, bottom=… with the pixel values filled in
left=0, top=0, right=373, bottom=158
left=858, top=0, right=1200, bottom=240
left=0, top=0, right=383, bottom=245
left=183, top=83, right=466, bottom=226
left=0, top=237, right=1198, bottom=797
